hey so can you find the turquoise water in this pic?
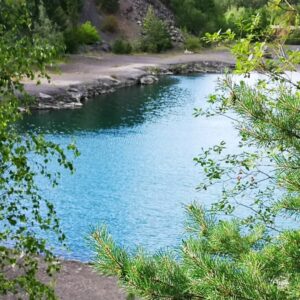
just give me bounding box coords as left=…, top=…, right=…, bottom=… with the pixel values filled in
left=19, top=75, right=238, bottom=261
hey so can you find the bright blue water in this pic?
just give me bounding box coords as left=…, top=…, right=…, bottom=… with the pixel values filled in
left=19, top=74, right=239, bottom=261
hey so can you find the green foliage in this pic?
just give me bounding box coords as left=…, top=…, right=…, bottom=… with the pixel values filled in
left=64, top=22, right=101, bottom=53
left=225, top=6, right=270, bottom=39
left=102, top=15, right=119, bottom=33
left=96, top=0, right=119, bottom=14
left=33, top=2, right=65, bottom=55
left=170, top=0, right=224, bottom=35
left=183, top=32, right=202, bottom=51
left=64, top=27, right=81, bottom=53
left=131, top=40, right=143, bottom=53
left=286, top=29, right=300, bottom=44
left=77, top=21, right=100, bottom=44
left=234, top=0, right=269, bottom=8
left=112, top=39, right=132, bottom=54
left=91, top=1, right=300, bottom=299
left=32, top=0, right=82, bottom=29
left=167, top=0, right=271, bottom=37
left=91, top=208, right=300, bottom=299
left=141, top=6, right=172, bottom=53
left=0, top=1, right=78, bottom=297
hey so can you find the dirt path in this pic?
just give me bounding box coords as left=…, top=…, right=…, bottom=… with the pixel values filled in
left=24, top=50, right=234, bottom=96
left=46, top=261, right=126, bottom=300
left=3, top=260, right=126, bottom=300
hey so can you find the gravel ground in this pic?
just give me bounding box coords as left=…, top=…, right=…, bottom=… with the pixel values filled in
left=2, top=260, right=127, bottom=300
left=47, top=260, right=127, bottom=300
left=24, top=50, right=235, bottom=96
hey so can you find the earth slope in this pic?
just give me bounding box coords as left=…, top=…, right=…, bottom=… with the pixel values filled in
left=80, top=0, right=183, bottom=45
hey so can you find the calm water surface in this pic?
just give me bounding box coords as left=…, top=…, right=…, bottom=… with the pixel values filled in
left=19, top=74, right=239, bottom=261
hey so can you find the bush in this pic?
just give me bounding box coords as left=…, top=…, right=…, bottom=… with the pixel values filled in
left=225, top=6, right=269, bottom=39
left=183, top=33, right=201, bottom=51
left=131, top=39, right=143, bottom=52
left=77, top=21, right=100, bottom=44
left=96, top=0, right=119, bottom=14
left=101, top=15, right=118, bottom=33
left=112, top=39, right=132, bottom=54
left=141, top=6, right=172, bottom=53
left=64, top=22, right=101, bottom=53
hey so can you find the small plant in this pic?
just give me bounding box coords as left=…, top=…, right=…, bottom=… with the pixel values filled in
left=64, top=22, right=101, bottom=53
left=64, top=27, right=80, bottom=53
left=131, top=39, right=142, bottom=53
left=77, top=21, right=100, bottom=45
left=183, top=33, right=201, bottom=51
left=112, top=39, right=132, bottom=54
left=141, top=6, right=172, bottom=53
left=101, top=15, right=118, bottom=33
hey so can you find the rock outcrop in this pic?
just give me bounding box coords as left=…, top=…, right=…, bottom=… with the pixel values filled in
left=31, top=61, right=234, bottom=110
left=139, top=75, right=159, bottom=85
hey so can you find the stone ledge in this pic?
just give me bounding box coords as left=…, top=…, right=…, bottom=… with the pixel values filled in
left=30, top=60, right=234, bottom=110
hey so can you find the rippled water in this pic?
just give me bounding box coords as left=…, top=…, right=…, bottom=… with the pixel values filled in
left=19, top=74, right=239, bottom=261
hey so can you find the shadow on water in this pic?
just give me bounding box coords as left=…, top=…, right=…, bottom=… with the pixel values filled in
left=19, top=77, right=185, bottom=134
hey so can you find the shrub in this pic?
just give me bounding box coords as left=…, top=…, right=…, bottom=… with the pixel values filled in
left=101, top=15, right=118, bottom=33
left=112, top=39, right=132, bottom=54
left=64, top=27, right=80, bottom=53
left=141, top=6, right=172, bottom=53
left=131, top=39, right=143, bottom=52
left=64, top=22, right=101, bottom=53
left=77, top=21, right=100, bottom=44
left=225, top=6, right=269, bottom=39
left=96, top=0, right=119, bottom=14
left=183, top=33, right=201, bottom=51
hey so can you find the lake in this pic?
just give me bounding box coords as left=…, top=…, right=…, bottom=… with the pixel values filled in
left=19, top=74, right=239, bottom=261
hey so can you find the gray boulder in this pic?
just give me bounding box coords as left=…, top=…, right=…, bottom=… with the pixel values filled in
left=139, top=75, right=159, bottom=85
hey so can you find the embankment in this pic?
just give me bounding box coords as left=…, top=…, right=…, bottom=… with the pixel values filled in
left=24, top=51, right=235, bottom=110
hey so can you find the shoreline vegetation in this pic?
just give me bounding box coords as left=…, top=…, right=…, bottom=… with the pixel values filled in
left=24, top=50, right=235, bottom=110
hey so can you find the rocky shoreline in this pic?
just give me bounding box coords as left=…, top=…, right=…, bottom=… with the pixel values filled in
left=31, top=59, right=234, bottom=110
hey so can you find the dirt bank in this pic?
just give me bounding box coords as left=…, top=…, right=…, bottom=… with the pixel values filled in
left=3, top=260, right=126, bottom=300
left=47, top=260, right=126, bottom=300
left=24, top=50, right=235, bottom=109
